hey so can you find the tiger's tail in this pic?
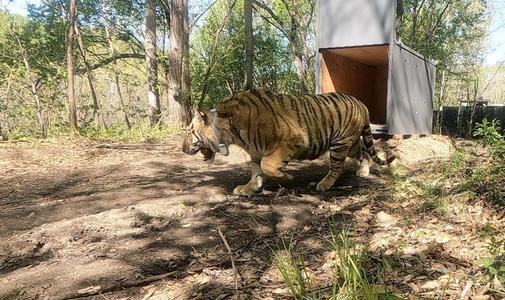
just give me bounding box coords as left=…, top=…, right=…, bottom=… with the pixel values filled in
left=361, top=123, right=395, bottom=165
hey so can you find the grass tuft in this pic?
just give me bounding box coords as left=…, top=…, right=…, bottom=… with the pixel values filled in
left=274, top=237, right=318, bottom=299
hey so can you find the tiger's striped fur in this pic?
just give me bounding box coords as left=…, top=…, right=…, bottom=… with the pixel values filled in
left=182, top=88, right=394, bottom=196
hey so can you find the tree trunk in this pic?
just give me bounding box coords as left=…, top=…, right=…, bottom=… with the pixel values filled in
left=74, top=23, right=106, bottom=129
left=291, top=46, right=308, bottom=93
left=243, top=0, right=253, bottom=90
left=167, top=0, right=191, bottom=127
left=13, top=33, right=46, bottom=137
left=101, top=4, right=131, bottom=129
left=436, top=69, right=446, bottom=134
left=395, top=0, right=403, bottom=40
left=145, top=0, right=161, bottom=126
left=66, top=0, right=78, bottom=132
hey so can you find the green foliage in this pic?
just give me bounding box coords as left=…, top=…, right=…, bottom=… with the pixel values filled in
left=418, top=185, right=448, bottom=214
left=474, top=119, right=503, bottom=145
left=473, top=119, right=505, bottom=158
left=441, top=151, right=468, bottom=179
left=191, top=0, right=301, bottom=108
left=79, top=124, right=181, bottom=143
left=479, top=236, right=505, bottom=288
left=0, top=0, right=498, bottom=139
left=463, top=161, right=505, bottom=205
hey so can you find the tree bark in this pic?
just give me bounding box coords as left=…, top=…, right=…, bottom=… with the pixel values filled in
left=291, top=46, right=308, bottom=93
left=66, top=0, right=78, bottom=132
left=167, top=0, right=191, bottom=127
left=395, top=0, right=403, bottom=40
left=243, top=0, right=253, bottom=90
left=145, top=0, right=161, bottom=126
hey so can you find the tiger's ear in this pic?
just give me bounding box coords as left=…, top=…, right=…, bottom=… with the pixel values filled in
left=195, top=110, right=211, bottom=126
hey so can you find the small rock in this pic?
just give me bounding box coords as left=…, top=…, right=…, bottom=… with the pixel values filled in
left=420, top=280, right=439, bottom=290
left=375, top=211, right=397, bottom=227
left=471, top=296, right=491, bottom=300
left=78, top=286, right=101, bottom=294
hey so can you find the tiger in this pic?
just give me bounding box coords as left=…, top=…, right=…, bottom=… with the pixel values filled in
left=182, top=88, right=395, bottom=196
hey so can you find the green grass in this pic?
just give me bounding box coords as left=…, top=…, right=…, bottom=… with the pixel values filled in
left=274, top=229, right=400, bottom=300
left=78, top=124, right=182, bottom=143
left=274, top=237, right=319, bottom=300
left=329, top=228, right=377, bottom=300
left=3, top=123, right=183, bottom=143
left=461, top=160, right=505, bottom=206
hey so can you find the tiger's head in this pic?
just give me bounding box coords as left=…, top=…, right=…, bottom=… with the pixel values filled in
left=182, top=109, right=229, bottom=162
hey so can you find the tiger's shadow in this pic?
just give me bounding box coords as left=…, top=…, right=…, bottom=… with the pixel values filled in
left=183, top=157, right=388, bottom=202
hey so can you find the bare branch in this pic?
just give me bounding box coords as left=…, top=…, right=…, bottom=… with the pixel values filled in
left=77, top=53, right=145, bottom=74
left=189, top=0, right=218, bottom=32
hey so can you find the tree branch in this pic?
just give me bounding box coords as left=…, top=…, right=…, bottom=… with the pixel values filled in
left=77, top=53, right=145, bottom=74
left=252, top=0, right=289, bottom=38
left=189, top=0, right=218, bottom=31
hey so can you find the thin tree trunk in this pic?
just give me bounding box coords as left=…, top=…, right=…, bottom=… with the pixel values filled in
left=168, top=0, right=191, bottom=127
left=395, top=0, right=403, bottom=40
left=145, top=0, right=161, bottom=126
left=181, top=0, right=191, bottom=120
left=408, top=0, right=426, bottom=46
left=291, top=45, right=308, bottom=93
left=243, top=0, right=253, bottom=90
left=467, top=80, right=479, bottom=138
left=101, top=6, right=131, bottom=129
left=199, top=0, right=237, bottom=105
left=436, top=69, right=446, bottom=134
left=74, top=23, right=106, bottom=129
left=13, top=33, right=46, bottom=136
left=115, top=75, right=131, bottom=129
left=66, top=0, right=78, bottom=132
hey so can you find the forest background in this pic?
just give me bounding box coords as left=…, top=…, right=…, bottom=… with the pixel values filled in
left=0, top=0, right=504, bottom=140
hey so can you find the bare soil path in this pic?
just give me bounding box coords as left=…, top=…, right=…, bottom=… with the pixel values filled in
left=0, top=135, right=503, bottom=299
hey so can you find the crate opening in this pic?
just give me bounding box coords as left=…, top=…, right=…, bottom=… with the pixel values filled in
left=320, top=45, right=389, bottom=124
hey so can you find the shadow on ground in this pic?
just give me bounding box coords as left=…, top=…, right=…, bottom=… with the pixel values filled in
left=1, top=139, right=488, bottom=300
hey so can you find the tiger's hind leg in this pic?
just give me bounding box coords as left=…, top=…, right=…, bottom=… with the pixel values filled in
left=233, top=158, right=264, bottom=197
left=348, top=139, right=369, bottom=178
left=315, top=140, right=353, bottom=192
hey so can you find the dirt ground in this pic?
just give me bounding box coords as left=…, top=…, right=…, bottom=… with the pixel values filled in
left=0, top=135, right=503, bottom=299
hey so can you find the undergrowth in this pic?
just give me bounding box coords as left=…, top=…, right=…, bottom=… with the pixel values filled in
left=275, top=229, right=399, bottom=300
left=79, top=124, right=182, bottom=143
left=4, top=124, right=182, bottom=143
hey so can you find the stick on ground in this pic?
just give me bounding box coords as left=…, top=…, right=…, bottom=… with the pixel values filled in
left=217, top=226, right=240, bottom=291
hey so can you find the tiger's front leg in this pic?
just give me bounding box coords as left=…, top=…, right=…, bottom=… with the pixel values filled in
left=233, top=159, right=264, bottom=197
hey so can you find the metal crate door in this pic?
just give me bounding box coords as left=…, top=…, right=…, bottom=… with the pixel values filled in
left=387, top=43, right=436, bottom=134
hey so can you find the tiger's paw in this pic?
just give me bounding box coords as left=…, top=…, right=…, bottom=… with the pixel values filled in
left=233, top=184, right=256, bottom=197
left=315, top=179, right=335, bottom=192
left=284, top=173, right=294, bottom=180
left=307, top=182, right=317, bottom=190
left=356, top=166, right=369, bottom=178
